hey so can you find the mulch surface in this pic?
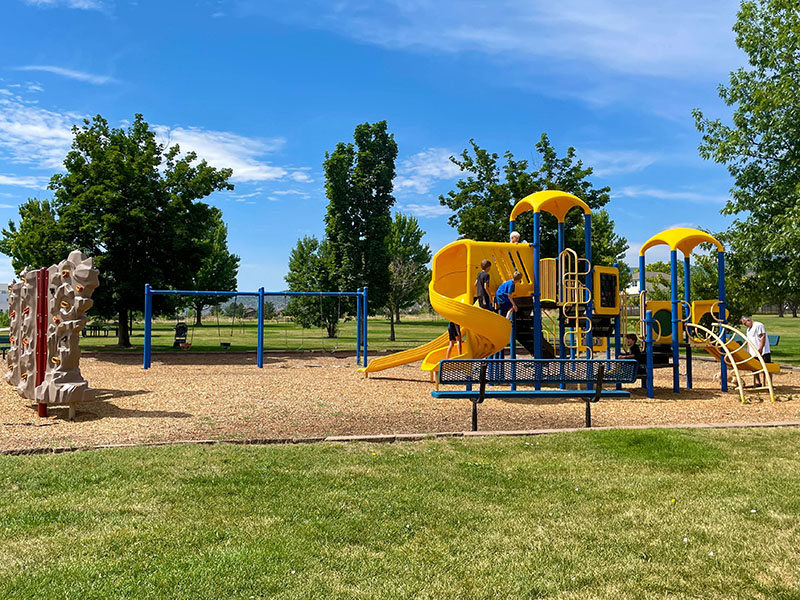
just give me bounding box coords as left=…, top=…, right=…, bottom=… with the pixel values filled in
left=2, top=351, right=799, bottom=452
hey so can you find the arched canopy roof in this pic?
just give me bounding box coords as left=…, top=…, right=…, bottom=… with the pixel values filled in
left=639, top=228, right=724, bottom=257
left=510, top=190, right=590, bottom=223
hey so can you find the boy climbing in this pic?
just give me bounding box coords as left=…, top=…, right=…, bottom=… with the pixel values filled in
left=495, top=272, right=523, bottom=320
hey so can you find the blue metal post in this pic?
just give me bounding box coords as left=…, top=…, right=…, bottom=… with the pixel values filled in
left=584, top=214, right=593, bottom=356
left=257, top=287, right=265, bottom=368
left=684, top=256, right=692, bottom=388
left=532, top=212, right=542, bottom=390
left=510, top=311, right=517, bottom=391
left=670, top=249, right=680, bottom=393
left=363, top=287, right=368, bottom=366
left=143, top=283, right=152, bottom=369
left=645, top=310, right=654, bottom=398
left=356, top=288, right=362, bottom=365
left=584, top=213, right=594, bottom=388
left=718, top=251, right=728, bottom=391
left=638, top=254, right=646, bottom=293
left=558, top=221, right=566, bottom=360
left=509, top=220, right=515, bottom=238
left=614, top=262, right=622, bottom=391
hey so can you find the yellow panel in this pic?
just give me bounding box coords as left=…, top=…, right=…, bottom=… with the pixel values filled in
left=640, top=227, right=724, bottom=256
left=644, top=301, right=673, bottom=344
left=691, top=299, right=728, bottom=324
left=510, top=190, right=590, bottom=223
left=540, top=258, right=557, bottom=303
left=592, top=265, right=620, bottom=316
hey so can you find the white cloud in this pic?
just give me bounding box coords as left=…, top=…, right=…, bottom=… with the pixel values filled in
left=0, top=100, right=79, bottom=169
left=16, top=65, right=116, bottom=85
left=154, top=126, right=308, bottom=184
left=240, top=0, right=741, bottom=80
left=0, top=174, right=49, bottom=188
left=579, top=149, right=657, bottom=177
left=614, top=186, right=728, bottom=205
left=0, top=92, right=312, bottom=185
left=394, top=148, right=462, bottom=195
left=400, top=202, right=451, bottom=218
left=23, top=0, right=104, bottom=9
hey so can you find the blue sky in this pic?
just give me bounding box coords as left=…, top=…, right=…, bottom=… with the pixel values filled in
left=0, top=0, right=743, bottom=291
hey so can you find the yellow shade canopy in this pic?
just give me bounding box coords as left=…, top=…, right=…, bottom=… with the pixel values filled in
left=510, top=190, right=590, bottom=223
left=639, top=228, right=724, bottom=257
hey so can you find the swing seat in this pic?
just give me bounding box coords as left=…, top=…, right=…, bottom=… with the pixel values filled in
left=179, top=342, right=192, bottom=351
left=220, top=342, right=231, bottom=350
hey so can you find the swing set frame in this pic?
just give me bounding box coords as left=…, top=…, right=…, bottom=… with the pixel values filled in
left=143, top=285, right=368, bottom=369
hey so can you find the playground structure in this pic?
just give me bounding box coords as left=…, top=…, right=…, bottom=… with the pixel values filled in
left=360, top=190, right=778, bottom=401
left=143, top=286, right=369, bottom=369
left=5, top=251, right=100, bottom=419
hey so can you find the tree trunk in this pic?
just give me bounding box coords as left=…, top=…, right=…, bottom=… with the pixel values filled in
left=388, top=311, right=395, bottom=341
left=792, top=304, right=798, bottom=318
left=194, top=301, right=204, bottom=326
left=778, top=302, right=785, bottom=317
left=129, top=312, right=133, bottom=334
left=395, top=306, right=401, bottom=324
left=118, top=306, right=131, bottom=347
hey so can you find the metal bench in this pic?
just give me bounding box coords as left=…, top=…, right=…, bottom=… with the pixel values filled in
left=433, top=358, right=639, bottom=430
left=768, top=334, right=780, bottom=347
left=0, top=334, right=9, bottom=358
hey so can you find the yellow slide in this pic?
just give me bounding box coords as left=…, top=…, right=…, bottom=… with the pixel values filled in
left=360, top=240, right=524, bottom=376
left=701, top=338, right=780, bottom=375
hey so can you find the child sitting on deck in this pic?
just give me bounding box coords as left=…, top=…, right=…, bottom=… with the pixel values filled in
left=618, top=333, right=646, bottom=373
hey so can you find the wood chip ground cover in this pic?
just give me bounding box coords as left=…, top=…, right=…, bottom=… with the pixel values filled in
left=2, top=352, right=799, bottom=451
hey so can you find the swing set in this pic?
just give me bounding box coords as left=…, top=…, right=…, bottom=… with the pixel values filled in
left=142, top=285, right=369, bottom=369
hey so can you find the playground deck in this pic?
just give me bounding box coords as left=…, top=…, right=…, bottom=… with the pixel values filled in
left=1, top=352, right=799, bottom=452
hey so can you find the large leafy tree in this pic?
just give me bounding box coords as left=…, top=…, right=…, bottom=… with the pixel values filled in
left=284, top=236, right=341, bottom=338
left=188, top=208, right=240, bottom=326
left=385, top=212, right=431, bottom=339
left=693, top=0, right=800, bottom=311
left=0, top=199, right=70, bottom=271
left=1, top=114, right=234, bottom=347
left=439, top=134, right=627, bottom=264
left=323, top=120, right=398, bottom=311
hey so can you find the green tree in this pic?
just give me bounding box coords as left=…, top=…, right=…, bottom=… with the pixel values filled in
left=384, top=213, right=432, bottom=340
left=1, top=114, right=234, bottom=347
left=323, top=120, right=398, bottom=311
left=439, top=134, right=626, bottom=264
left=0, top=199, right=70, bottom=271
left=263, top=300, right=277, bottom=321
left=693, top=0, right=800, bottom=309
left=284, top=236, right=340, bottom=337
left=224, top=300, right=247, bottom=318
left=188, top=209, right=240, bottom=326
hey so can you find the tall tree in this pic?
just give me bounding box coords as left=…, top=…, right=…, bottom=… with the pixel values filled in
left=1, top=114, right=234, bottom=347
left=385, top=213, right=431, bottom=339
left=693, top=0, right=800, bottom=305
left=284, top=236, right=340, bottom=337
left=439, top=134, right=625, bottom=263
left=188, top=208, right=240, bottom=326
left=0, top=199, right=70, bottom=271
left=323, top=120, right=398, bottom=311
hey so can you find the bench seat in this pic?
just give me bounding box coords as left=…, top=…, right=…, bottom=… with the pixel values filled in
left=432, top=389, right=631, bottom=400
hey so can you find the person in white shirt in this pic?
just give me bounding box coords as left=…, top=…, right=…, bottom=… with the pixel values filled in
left=741, top=316, right=771, bottom=387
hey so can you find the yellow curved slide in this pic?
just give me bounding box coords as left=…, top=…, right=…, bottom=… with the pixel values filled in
left=360, top=240, right=522, bottom=375
left=702, top=339, right=780, bottom=374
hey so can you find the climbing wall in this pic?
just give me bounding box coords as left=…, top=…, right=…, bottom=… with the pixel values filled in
left=6, top=251, right=99, bottom=418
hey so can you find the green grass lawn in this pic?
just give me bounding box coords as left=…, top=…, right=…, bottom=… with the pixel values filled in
left=2, top=427, right=799, bottom=599
left=79, top=315, right=449, bottom=354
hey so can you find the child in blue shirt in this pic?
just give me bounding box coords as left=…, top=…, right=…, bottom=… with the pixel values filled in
left=495, top=272, right=522, bottom=320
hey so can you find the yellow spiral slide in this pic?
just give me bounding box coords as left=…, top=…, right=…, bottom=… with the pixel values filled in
left=359, top=240, right=524, bottom=376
